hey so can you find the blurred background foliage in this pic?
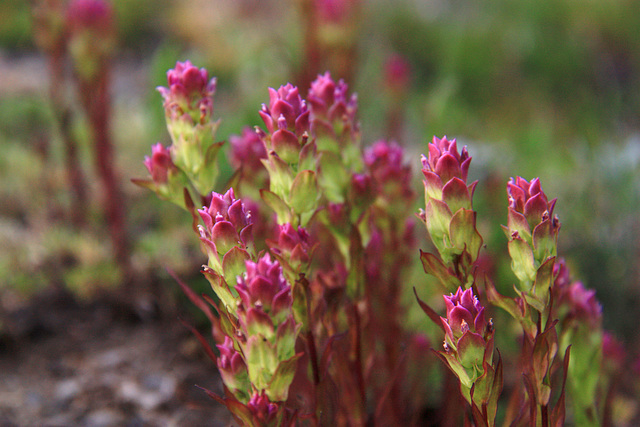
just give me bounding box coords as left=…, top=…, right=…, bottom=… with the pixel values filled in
left=0, top=0, right=638, bottom=346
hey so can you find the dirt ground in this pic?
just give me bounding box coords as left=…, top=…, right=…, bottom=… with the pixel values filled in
left=0, top=287, right=234, bottom=426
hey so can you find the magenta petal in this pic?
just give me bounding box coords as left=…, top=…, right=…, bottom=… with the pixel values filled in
left=460, top=288, right=476, bottom=310
left=271, top=287, right=292, bottom=317
left=524, top=192, right=548, bottom=224
left=228, top=199, right=249, bottom=229
left=248, top=276, right=277, bottom=308
left=272, top=99, right=295, bottom=124
left=295, top=110, right=310, bottom=136
left=449, top=306, right=474, bottom=332
left=435, top=153, right=462, bottom=183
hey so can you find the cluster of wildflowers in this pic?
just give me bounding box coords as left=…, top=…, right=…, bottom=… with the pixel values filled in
left=136, top=62, right=626, bottom=426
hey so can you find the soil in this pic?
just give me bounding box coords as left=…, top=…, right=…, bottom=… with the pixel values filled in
left=0, top=287, right=234, bottom=426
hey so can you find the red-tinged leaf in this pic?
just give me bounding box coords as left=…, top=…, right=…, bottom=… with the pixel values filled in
left=449, top=208, right=483, bottom=260
left=533, top=256, right=555, bottom=302
left=420, top=250, right=460, bottom=292
left=130, top=177, right=154, bottom=190
left=211, top=221, right=239, bottom=254
left=469, top=385, right=488, bottom=427
left=422, top=171, right=444, bottom=201
left=179, top=317, right=217, bottom=364
left=272, top=129, right=300, bottom=164
left=468, top=180, right=478, bottom=199
left=413, top=287, right=444, bottom=330
left=550, top=345, right=571, bottom=427
left=319, top=332, right=347, bottom=375
left=425, top=198, right=453, bottom=240
left=507, top=209, right=531, bottom=241
left=222, top=246, right=251, bottom=285
left=457, top=332, right=486, bottom=369
left=168, top=268, right=217, bottom=326
left=522, top=373, right=538, bottom=425
left=267, top=352, right=303, bottom=401
left=508, top=236, right=536, bottom=286
left=442, top=176, right=472, bottom=212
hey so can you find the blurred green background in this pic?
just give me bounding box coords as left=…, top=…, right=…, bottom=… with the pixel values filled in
left=0, top=0, right=638, bottom=348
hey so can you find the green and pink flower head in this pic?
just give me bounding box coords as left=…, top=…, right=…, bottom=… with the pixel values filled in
left=198, top=188, right=254, bottom=256
left=143, top=143, right=175, bottom=185
left=268, top=223, right=313, bottom=275
left=308, top=72, right=358, bottom=138
left=157, top=60, right=217, bottom=124
left=442, top=287, right=489, bottom=350
left=422, top=136, right=472, bottom=186
left=236, top=254, right=293, bottom=332
left=507, top=177, right=559, bottom=233
left=216, top=336, right=250, bottom=401
left=260, top=84, right=310, bottom=137
left=438, top=287, right=495, bottom=393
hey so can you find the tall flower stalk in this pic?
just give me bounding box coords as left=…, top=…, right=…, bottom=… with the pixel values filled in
left=67, top=0, right=130, bottom=274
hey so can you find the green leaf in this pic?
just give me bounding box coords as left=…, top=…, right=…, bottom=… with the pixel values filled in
left=261, top=189, right=292, bottom=225
left=419, top=250, right=460, bottom=292
left=449, top=208, right=483, bottom=260
left=289, top=170, right=319, bottom=214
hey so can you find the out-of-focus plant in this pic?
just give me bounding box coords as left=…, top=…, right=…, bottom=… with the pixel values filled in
left=136, top=60, right=633, bottom=425
left=32, top=0, right=89, bottom=226
left=65, top=0, right=130, bottom=275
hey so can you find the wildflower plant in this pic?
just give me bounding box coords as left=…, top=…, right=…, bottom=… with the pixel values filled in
left=135, top=61, right=623, bottom=426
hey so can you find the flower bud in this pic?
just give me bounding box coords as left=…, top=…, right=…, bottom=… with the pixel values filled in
left=267, top=223, right=313, bottom=278
left=436, top=287, right=500, bottom=414
left=144, top=142, right=174, bottom=184
left=259, top=84, right=310, bottom=164
left=505, top=177, right=560, bottom=309
left=157, top=61, right=223, bottom=194
left=247, top=391, right=280, bottom=425
left=198, top=189, right=253, bottom=280
left=420, top=137, right=481, bottom=283
left=133, top=142, right=189, bottom=206
left=216, top=336, right=250, bottom=402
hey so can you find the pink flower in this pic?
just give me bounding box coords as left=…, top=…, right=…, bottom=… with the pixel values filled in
left=198, top=188, right=253, bottom=256
left=442, top=287, right=488, bottom=346
left=422, top=136, right=471, bottom=185
left=143, top=143, right=175, bottom=184
left=236, top=254, right=292, bottom=325
left=507, top=177, right=559, bottom=232
left=157, top=60, right=217, bottom=124
left=259, top=84, right=309, bottom=137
